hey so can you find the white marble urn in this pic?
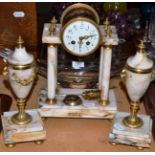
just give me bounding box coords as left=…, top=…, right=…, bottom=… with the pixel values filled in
left=7, top=36, right=35, bottom=100
left=120, top=40, right=154, bottom=128
left=123, top=40, right=154, bottom=102
left=3, top=36, right=36, bottom=125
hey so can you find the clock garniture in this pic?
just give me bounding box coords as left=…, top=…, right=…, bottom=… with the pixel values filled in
left=39, top=3, right=119, bottom=119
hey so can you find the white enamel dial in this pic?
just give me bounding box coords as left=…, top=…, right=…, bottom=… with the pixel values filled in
left=62, top=19, right=100, bottom=56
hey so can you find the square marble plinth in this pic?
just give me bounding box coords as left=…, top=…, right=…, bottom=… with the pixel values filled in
left=38, top=88, right=117, bottom=119
left=1, top=109, right=46, bottom=145
left=109, top=112, right=152, bottom=148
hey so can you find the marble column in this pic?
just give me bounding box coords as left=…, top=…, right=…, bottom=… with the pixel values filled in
left=99, top=46, right=104, bottom=89
left=47, top=44, right=57, bottom=102
left=100, top=46, right=112, bottom=105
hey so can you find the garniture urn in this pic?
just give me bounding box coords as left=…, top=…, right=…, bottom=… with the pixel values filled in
left=3, top=36, right=36, bottom=125
left=121, top=40, right=154, bottom=128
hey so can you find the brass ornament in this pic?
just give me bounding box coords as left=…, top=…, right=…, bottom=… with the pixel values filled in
left=120, top=68, right=126, bottom=84
left=12, top=67, right=36, bottom=86
left=7, top=62, right=35, bottom=70
left=46, top=98, right=57, bottom=105
left=11, top=98, right=32, bottom=125
left=2, top=66, right=8, bottom=77
left=82, top=89, right=100, bottom=100
left=60, top=3, right=101, bottom=57
left=99, top=99, right=109, bottom=106
left=61, top=3, right=100, bottom=25
left=102, top=19, right=112, bottom=48
left=138, top=40, right=145, bottom=53
left=49, top=16, right=57, bottom=35
left=34, top=140, right=44, bottom=145
left=68, top=112, right=81, bottom=117
left=122, top=40, right=153, bottom=75
left=48, top=44, right=58, bottom=48
left=6, top=144, right=16, bottom=148
left=137, top=146, right=144, bottom=150
left=16, top=36, right=24, bottom=48
left=104, top=44, right=112, bottom=50
left=105, top=24, right=111, bottom=38
left=61, top=17, right=101, bottom=57
left=123, top=102, right=143, bottom=128
left=63, top=95, right=82, bottom=106
left=104, top=17, right=110, bottom=32
left=125, top=64, right=153, bottom=74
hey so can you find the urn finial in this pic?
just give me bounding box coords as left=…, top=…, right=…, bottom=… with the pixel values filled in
left=16, top=36, right=24, bottom=48
left=49, top=16, right=57, bottom=35
left=104, top=17, right=110, bottom=28
left=106, top=25, right=111, bottom=38
left=104, top=17, right=110, bottom=34
left=138, top=40, right=145, bottom=53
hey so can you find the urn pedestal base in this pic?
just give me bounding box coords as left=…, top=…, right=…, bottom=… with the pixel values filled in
left=38, top=88, right=117, bottom=119
left=1, top=109, right=46, bottom=147
left=109, top=112, right=152, bottom=148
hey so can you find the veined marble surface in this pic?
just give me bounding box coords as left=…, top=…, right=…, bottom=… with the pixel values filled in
left=42, top=23, right=61, bottom=44
left=127, top=52, right=153, bottom=70
left=38, top=88, right=117, bottom=119
left=98, top=25, right=119, bottom=103
left=100, top=47, right=112, bottom=102
left=7, top=47, right=33, bottom=65
left=109, top=112, right=152, bottom=148
left=47, top=46, right=57, bottom=99
left=98, top=46, right=104, bottom=90
left=126, top=70, right=152, bottom=102
left=8, top=67, right=34, bottom=99
left=125, top=46, right=154, bottom=102
left=1, top=109, right=46, bottom=144
left=42, top=24, right=119, bottom=45
left=2, top=110, right=44, bottom=133
left=99, top=25, right=119, bottom=45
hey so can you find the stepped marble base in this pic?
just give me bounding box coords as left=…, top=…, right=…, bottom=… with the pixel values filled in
left=1, top=109, right=46, bottom=147
left=109, top=112, right=152, bottom=148
left=38, top=88, right=117, bottom=119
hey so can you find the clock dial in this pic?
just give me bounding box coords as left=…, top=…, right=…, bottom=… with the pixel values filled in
left=62, top=19, right=100, bottom=56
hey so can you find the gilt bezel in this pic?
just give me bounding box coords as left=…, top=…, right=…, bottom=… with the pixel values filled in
left=61, top=17, right=101, bottom=57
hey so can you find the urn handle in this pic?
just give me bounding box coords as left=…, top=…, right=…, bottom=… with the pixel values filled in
left=2, top=66, right=8, bottom=77
left=120, top=68, right=126, bottom=85
left=12, top=67, right=36, bottom=86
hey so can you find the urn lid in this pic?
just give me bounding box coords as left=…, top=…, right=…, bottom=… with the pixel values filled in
left=7, top=36, right=34, bottom=65
left=127, top=40, right=153, bottom=70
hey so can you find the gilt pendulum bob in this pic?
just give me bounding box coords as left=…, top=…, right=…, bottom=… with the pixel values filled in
left=63, top=95, right=82, bottom=106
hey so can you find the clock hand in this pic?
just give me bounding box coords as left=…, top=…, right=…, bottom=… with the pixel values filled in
left=79, top=34, right=96, bottom=40
left=78, top=37, right=83, bottom=49
left=78, top=34, right=95, bottom=51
